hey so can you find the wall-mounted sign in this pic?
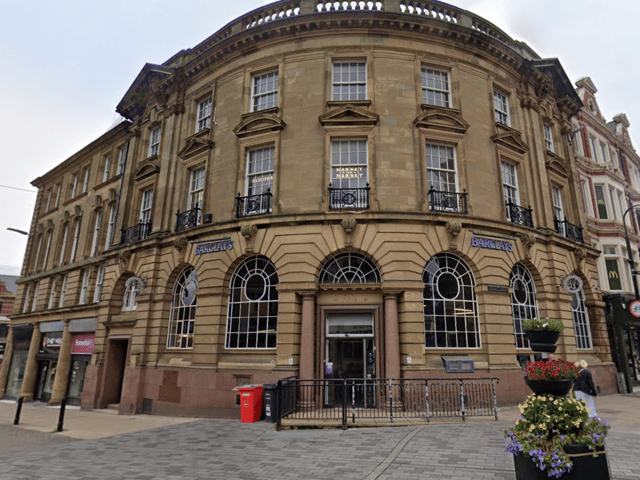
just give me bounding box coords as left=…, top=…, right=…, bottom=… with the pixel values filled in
left=194, top=238, right=233, bottom=255
left=72, top=333, right=95, bottom=355
left=487, top=285, right=509, bottom=293
left=471, top=236, right=514, bottom=252
left=39, top=331, right=62, bottom=354
left=441, top=355, right=475, bottom=374
left=630, top=300, right=640, bottom=318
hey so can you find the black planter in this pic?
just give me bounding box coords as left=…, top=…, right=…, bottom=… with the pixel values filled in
left=524, top=377, right=573, bottom=396
left=513, top=446, right=610, bottom=479
left=525, top=329, right=561, bottom=352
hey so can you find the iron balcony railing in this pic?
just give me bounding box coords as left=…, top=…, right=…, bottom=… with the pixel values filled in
left=120, top=221, right=152, bottom=245
left=274, top=377, right=499, bottom=430
left=236, top=189, right=272, bottom=218
left=175, top=206, right=200, bottom=233
left=555, top=217, right=584, bottom=243
left=506, top=202, right=534, bottom=228
left=328, top=183, right=370, bottom=210
left=428, top=187, right=468, bottom=214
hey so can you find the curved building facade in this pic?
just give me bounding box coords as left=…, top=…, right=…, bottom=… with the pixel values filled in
left=1, top=0, right=617, bottom=415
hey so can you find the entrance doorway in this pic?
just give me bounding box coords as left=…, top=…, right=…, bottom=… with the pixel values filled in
left=101, top=338, right=128, bottom=407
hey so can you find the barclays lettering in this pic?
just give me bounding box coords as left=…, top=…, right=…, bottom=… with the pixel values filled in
left=471, top=237, right=513, bottom=252
left=195, top=239, right=234, bottom=255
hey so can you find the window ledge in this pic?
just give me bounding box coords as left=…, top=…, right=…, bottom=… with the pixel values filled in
left=327, top=100, right=371, bottom=108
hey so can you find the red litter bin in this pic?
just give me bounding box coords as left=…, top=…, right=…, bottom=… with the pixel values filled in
left=238, top=385, right=263, bottom=423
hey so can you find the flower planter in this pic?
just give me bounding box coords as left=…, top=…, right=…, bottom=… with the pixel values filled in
left=513, top=446, right=610, bottom=479
left=525, top=329, right=560, bottom=352
left=524, top=377, right=573, bottom=396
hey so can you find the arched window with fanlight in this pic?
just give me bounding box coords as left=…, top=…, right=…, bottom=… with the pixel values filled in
left=226, top=255, right=279, bottom=349
left=318, top=252, right=381, bottom=284
left=564, top=274, right=593, bottom=350
left=167, top=267, right=198, bottom=349
left=423, top=253, right=480, bottom=348
left=122, top=276, right=145, bottom=311
left=510, top=263, right=539, bottom=349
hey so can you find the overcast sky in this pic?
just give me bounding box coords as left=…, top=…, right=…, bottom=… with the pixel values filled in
left=1, top=0, right=638, bottom=276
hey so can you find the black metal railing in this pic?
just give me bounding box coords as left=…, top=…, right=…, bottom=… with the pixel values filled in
left=328, top=183, right=370, bottom=210
left=275, top=377, right=499, bottom=430
left=120, top=221, right=152, bottom=245
left=175, top=206, right=200, bottom=233
left=554, top=217, right=584, bottom=243
left=236, top=189, right=272, bottom=218
left=428, top=187, right=468, bottom=214
left=506, top=202, right=533, bottom=228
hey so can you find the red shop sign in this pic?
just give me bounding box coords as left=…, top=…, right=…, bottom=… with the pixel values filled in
left=71, top=333, right=95, bottom=354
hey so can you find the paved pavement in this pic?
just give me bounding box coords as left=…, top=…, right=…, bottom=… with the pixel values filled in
left=0, top=394, right=638, bottom=479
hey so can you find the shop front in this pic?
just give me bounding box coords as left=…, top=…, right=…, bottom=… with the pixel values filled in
left=35, top=330, right=62, bottom=402
left=67, top=332, right=94, bottom=405
left=4, top=324, right=32, bottom=399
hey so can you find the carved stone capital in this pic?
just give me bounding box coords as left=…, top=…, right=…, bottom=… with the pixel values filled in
left=241, top=224, right=258, bottom=252
left=445, top=221, right=462, bottom=250
left=518, top=232, right=536, bottom=259
left=341, top=217, right=357, bottom=247
left=573, top=247, right=587, bottom=272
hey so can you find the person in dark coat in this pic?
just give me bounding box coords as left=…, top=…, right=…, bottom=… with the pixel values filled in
left=574, top=359, right=597, bottom=418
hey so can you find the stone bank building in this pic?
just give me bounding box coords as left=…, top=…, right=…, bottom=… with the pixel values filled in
left=0, top=0, right=617, bottom=416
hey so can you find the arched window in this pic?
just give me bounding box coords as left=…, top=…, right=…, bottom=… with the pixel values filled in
left=564, top=274, right=593, bottom=349
left=226, top=255, right=278, bottom=349
left=319, top=252, right=380, bottom=284
left=423, top=253, right=480, bottom=348
left=167, top=267, right=198, bottom=349
left=122, top=276, right=144, bottom=311
left=510, top=263, right=539, bottom=349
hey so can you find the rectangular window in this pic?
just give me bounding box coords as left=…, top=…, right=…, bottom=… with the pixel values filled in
left=55, top=183, right=61, bottom=208
left=196, top=98, right=212, bottom=132
left=82, top=167, right=90, bottom=193
left=103, top=156, right=111, bottom=183
left=31, top=281, right=39, bottom=312
left=42, top=230, right=53, bottom=270
left=600, top=141, right=608, bottom=163
left=608, top=186, right=617, bottom=219
left=58, top=275, right=68, bottom=308
left=251, top=70, right=278, bottom=112
left=581, top=180, right=594, bottom=216
left=71, top=174, right=78, bottom=198
left=22, top=283, right=32, bottom=313
left=331, top=139, right=368, bottom=190
left=94, top=266, right=105, bottom=303
left=105, top=205, right=117, bottom=249
left=79, top=269, right=90, bottom=305
left=90, top=210, right=102, bottom=257
left=543, top=122, right=554, bottom=152
left=148, top=126, right=161, bottom=157
left=421, top=68, right=450, bottom=107
left=589, top=135, right=599, bottom=162
left=493, top=89, right=510, bottom=126
left=33, top=236, right=43, bottom=272
left=552, top=186, right=564, bottom=221
left=605, top=256, right=622, bottom=291
left=59, top=224, right=69, bottom=264
left=594, top=185, right=608, bottom=219
left=45, top=189, right=52, bottom=212
left=70, top=219, right=81, bottom=263
left=116, top=144, right=128, bottom=175
left=426, top=144, right=457, bottom=192
left=188, top=167, right=206, bottom=213
left=140, top=189, right=153, bottom=224
left=245, top=147, right=275, bottom=196
left=617, top=191, right=625, bottom=222
left=332, top=61, right=366, bottom=101
left=501, top=161, right=520, bottom=206
left=48, top=277, right=58, bottom=310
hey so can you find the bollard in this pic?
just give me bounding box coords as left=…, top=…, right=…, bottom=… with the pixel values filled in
left=13, top=396, right=24, bottom=425
left=56, top=397, right=67, bottom=432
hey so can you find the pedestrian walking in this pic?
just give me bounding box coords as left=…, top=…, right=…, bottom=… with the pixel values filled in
left=574, top=359, right=598, bottom=417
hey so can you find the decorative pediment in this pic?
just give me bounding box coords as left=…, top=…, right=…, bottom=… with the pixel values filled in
left=319, top=104, right=379, bottom=127
left=545, top=152, right=569, bottom=179
left=134, top=159, right=161, bottom=181
left=413, top=107, right=469, bottom=134
left=178, top=134, right=214, bottom=160
left=233, top=110, right=286, bottom=138
left=491, top=124, right=528, bottom=155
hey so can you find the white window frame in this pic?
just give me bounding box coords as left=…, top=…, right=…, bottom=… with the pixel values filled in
left=510, top=263, right=539, bottom=349
left=105, top=205, right=117, bottom=249
left=79, top=269, right=90, bottom=305
left=600, top=141, right=609, bottom=163
left=116, top=144, right=128, bottom=175
left=552, top=186, right=565, bottom=235
left=31, top=281, right=39, bottom=312
left=196, top=98, right=212, bottom=132
left=421, top=68, right=450, bottom=108
left=55, top=183, right=61, bottom=208
left=167, top=267, right=198, bottom=349
left=90, top=210, right=102, bottom=257
left=45, top=189, right=52, bottom=212
left=58, top=275, right=68, bottom=308
left=48, top=276, right=58, bottom=310
left=59, top=224, right=69, bottom=264
left=93, top=266, right=105, bottom=303
left=42, top=230, right=53, bottom=270
left=33, top=235, right=43, bottom=272
left=589, top=135, right=599, bottom=162
left=330, top=139, right=369, bottom=189
left=603, top=246, right=623, bottom=292
left=426, top=143, right=458, bottom=193
left=70, top=219, right=81, bottom=263
left=332, top=61, right=367, bottom=102
left=82, top=167, right=90, bottom=193
left=251, top=70, right=279, bottom=112
left=188, top=167, right=205, bottom=214
left=71, top=174, right=78, bottom=198
left=594, top=184, right=608, bottom=219
left=103, top=156, right=112, bottom=183
left=493, top=89, right=510, bottom=126
left=148, top=126, right=161, bottom=157
left=543, top=122, right=554, bottom=152
left=501, top=161, right=520, bottom=209
left=22, top=283, right=32, bottom=313
left=140, top=189, right=153, bottom=224
left=123, top=276, right=144, bottom=311
left=245, top=146, right=275, bottom=197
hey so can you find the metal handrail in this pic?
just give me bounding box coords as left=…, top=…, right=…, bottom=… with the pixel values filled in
left=328, top=183, right=370, bottom=210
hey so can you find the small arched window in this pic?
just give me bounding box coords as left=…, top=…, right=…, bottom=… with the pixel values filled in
left=226, top=256, right=279, bottom=349
left=509, top=263, right=539, bottom=349
left=122, top=276, right=145, bottom=311
left=318, top=252, right=380, bottom=284
left=564, top=274, right=593, bottom=350
left=167, top=267, right=198, bottom=349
